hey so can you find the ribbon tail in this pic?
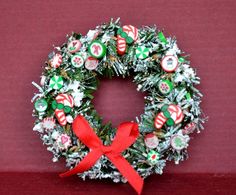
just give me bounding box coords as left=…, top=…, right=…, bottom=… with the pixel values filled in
left=108, top=154, right=144, bottom=195
left=60, top=149, right=102, bottom=178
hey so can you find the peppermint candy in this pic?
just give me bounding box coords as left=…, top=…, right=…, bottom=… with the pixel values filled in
left=42, top=117, right=56, bottom=131
left=144, top=133, right=159, bottom=149
left=161, top=55, right=178, bottom=72
left=136, top=46, right=150, bottom=59
left=147, top=150, right=160, bottom=164
left=34, top=98, right=48, bottom=112
left=56, top=134, right=71, bottom=150
left=182, top=122, right=196, bottom=134
left=50, top=54, right=62, bottom=68
left=71, top=54, right=84, bottom=67
left=158, top=80, right=173, bottom=95
left=85, top=57, right=99, bottom=70
left=49, top=75, right=64, bottom=90
left=86, top=30, right=99, bottom=41
left=170, top=134, right=187, bottom=150
left=67, top=40, right=82, bottom=53
left=40, top=75, right=46, bottom=86
left=88, top=40, right=106, bottom=58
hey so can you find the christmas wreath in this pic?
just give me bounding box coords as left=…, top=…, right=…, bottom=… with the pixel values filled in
left=32, top=18, right=206, bottom=194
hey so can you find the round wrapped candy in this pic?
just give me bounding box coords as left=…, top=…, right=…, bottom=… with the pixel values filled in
left=85, top=57, right=99, bottom=70
left=71, top=54, right=84, bottom=68
left=67, top=40, right=82, bottom=53
left=161, top=55, right=178, bottom=72
left=40, top=75, right=46, bottom=86
left=34, top=98, right=48, bottom=112
left=158, top=79, right=173, bottom=95
left=50, top=54, right=62, bottom=68
left=88, top=40, right=106, bottom=59
left=182, top=122, right=196, bottom=134
left=144, top=133, right=159, bottom=149
left=56, top=133, right=71, bottom=150
left=147, top=150, right=160, bottom=164
left=49, top=75, right=64, bottom=90
left=170, top=134, right=187, bottom=150
left=42, top=117, right=56, bottom=131
left=136, top=46, right=150, bottom=59
left=86, top=30, right=99, bottom=41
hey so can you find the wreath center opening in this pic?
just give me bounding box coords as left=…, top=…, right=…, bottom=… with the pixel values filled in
left=92, top=77, right=145, bottom=127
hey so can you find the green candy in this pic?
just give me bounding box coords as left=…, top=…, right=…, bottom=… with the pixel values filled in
left=158, top=32, right=168, bottom=45
left=49, top=75, right=63, bottom=90
left=185, top=92, right=191, bottom=100
left=88, top=40, right=106, bottom=59
left=51, top=100, right=57, bottom=109
left=121, top=31, right=127, bottom=38
left=158, top=80, right=173, bottom=95
left=161, top=104, right=169, bottom=112
left=136, top=46, right=150, bottom=59
left=126, top=36, right=133, bottom=44
left=64, top=106, right=71, bottom=113
left=57, top=103, right=64, bottom=110
left=166, top=118, right=174, bottom=126
left=34, top=98, right=48, bottom=112
left=71, top=54, right=84, bottom=68
left=163, top=110, right=171, bottom=118
left=117, top=28, right=134, bottom=44
left=171, top=135, right=187, bottom=150
left=178, top=57, right=185, bottom=63
left=147, top=150, right=160, bottom=164
left=117, top=28, right=123, bottom=35
left=51, top=100, right=72, bottom=113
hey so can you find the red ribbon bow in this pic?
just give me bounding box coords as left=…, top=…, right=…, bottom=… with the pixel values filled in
left=60, top=115, right=144, bottom=194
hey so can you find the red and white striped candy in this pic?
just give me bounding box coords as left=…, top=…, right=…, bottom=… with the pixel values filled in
left=54, top=94, right=74, bottom=126
left=55, top=94, right=74, bottom=107
left=117, top=35, right=126, bottom=55
left=117, top=25, right=138, bottom=55
left=154, top=112, right=167, bottom=129
left=55, top=109, right=67, bottom=126
left=182, top=122, right=196, bottom=134
left=167, top=104, right=183, bottom=124
left=50, top=54, right=62, bottom=68
left=42, top=117, right=56, bottom=130
left=154, top=104, right=184, bottom=129
left=122, top=25, right=138, bottom=41
left=174, top=105, right=184, bottom=124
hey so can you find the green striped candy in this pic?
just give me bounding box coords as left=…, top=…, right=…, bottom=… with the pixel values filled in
left=136, top=46, right=150, bottom=59
left=49, top=75, right=64, bottom=90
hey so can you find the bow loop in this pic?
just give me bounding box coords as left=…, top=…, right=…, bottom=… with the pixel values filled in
left=72, top=115, right=102, bottom=149
left=110, top=122, right=139, bottom=153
